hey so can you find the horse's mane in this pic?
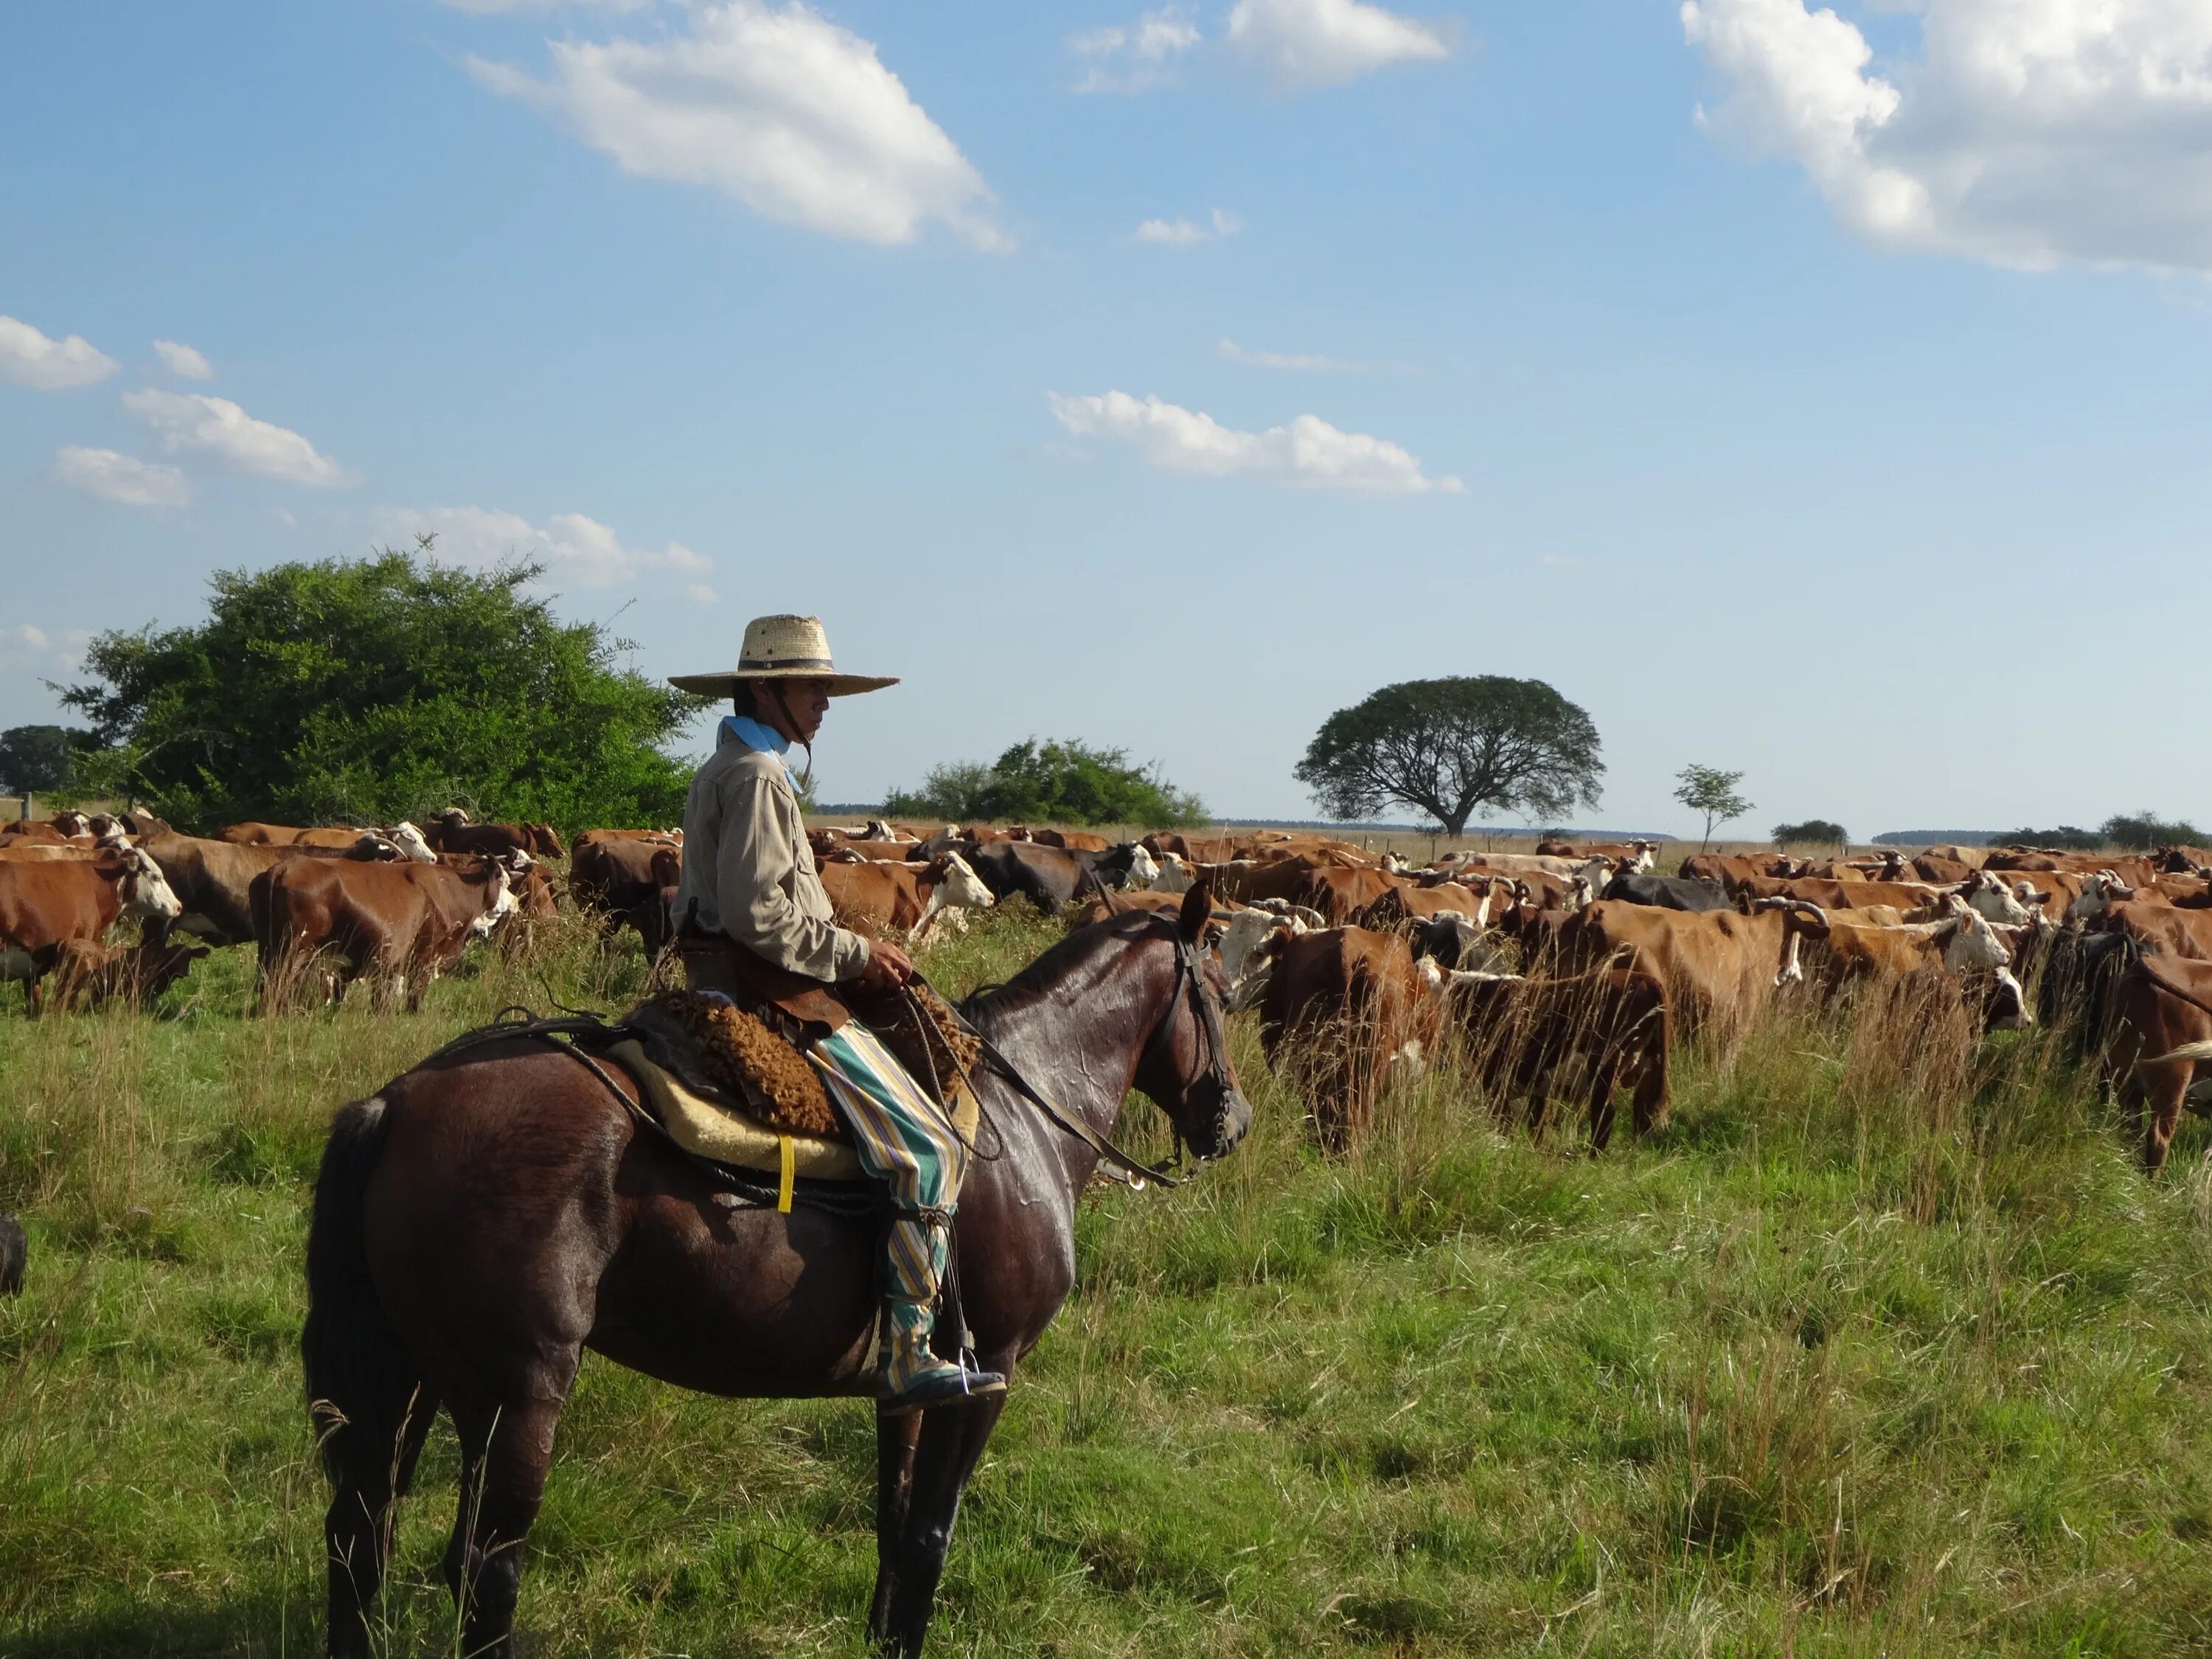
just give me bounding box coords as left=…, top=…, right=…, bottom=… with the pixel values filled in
left=960, top=910, right=1168, bottom=1031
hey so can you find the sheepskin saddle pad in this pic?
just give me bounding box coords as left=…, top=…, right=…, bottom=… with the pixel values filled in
left=610, top=990, right=980, bottom=1183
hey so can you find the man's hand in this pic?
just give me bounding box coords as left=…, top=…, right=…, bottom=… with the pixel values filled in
left=856, top=939, right=914, bottom=993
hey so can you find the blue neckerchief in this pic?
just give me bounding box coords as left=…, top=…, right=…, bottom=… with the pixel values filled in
left=718, top=713, right=794, bottom=783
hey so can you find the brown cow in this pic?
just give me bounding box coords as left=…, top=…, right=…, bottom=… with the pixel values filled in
left=1443, top=965, right=1671, bottom=1150
left=0, top=849, right=184, bottom=1012
left=138, top=830, right=403, bottom=947
left=1730, top=876, right=1948, bottom=913
left=1557, top=900, right=1828, bottom=1040
left=46, top=936, right=212, bottom=1011
left=1799, top=909, right=2029, bottom=1026
left=422, top=810, right=542, bottom=860
left=819, top=850, right=995, bottom=940
left=219, top=822, right=366, bottom=848
left=2090, top=900, right=2212, bottom=962
left=1257, top=925, right=1441, bottom=1152
left=1025, top=828, right=1110, bottom=852
left=569, top=832, right=683, bottom=939
left=1298, top=866, right=1401, bottom=926
left=252, top=855, right=516, bottom=1010
left=2108, top=955, right=2212, bottom=1171
left=1356, top=880, right=1492, bottom=930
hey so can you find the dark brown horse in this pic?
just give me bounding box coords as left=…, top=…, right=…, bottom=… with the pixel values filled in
left=304, top=883, right=1249, bottom=1658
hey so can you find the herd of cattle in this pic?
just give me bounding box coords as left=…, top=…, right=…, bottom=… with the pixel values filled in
left=8, top=807, right=2212, bottom=1170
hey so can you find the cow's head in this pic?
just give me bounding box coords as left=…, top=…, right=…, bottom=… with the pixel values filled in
left=465, top=861, right=517, bottom=937
left=388, top=822, right=437, bottom=863
left=2066, top=870, right=2132, bottom=922
left=52, top=810, right=90, bottom=838
left=1149, top=850, right=1194, bottom=894
left=1215, top=908, right=1290, bottom=1011
left=932, top=851, right=995, bottom=911
left=439, top=807, right=473, bottom=827
left=109, top=846, right=183, bottom=925
left=1119, top=844, right=1161, bottom=890
left=1961, top=869, right=2032, bottom=926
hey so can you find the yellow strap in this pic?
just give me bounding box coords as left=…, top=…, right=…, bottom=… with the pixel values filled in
left=776, top=1135, right=796, bottom=1214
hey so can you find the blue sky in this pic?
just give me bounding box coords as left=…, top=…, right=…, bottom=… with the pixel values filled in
left=4, top=0, right=2209, bottom=835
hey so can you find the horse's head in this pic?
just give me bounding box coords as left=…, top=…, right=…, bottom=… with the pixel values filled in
left=1133, top=882, right=1253, bottom=1161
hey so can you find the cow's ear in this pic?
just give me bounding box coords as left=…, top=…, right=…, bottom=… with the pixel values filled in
left=1179, top=879, right=1211, bottom=941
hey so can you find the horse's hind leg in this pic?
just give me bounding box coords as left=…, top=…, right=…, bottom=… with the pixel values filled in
left=867, top=1405, right=926, bottom=1644
left=321, top=1385, right=437, bottom=1659
left=443, top=1395, right=566, bottom=1658
left=877, top=1393, right=1009, bottom=1659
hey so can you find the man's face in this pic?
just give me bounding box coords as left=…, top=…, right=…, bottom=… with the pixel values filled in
left=770, top=678, right=832, bottom=743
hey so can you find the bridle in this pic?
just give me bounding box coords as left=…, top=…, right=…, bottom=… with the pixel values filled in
left=1137, top=928, right=1239, bottom=1150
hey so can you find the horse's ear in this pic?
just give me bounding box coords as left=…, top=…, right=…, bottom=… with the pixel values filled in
left=1179, top=879, right=1211, bottom=942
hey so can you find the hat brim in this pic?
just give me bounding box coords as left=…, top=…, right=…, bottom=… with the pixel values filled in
left=668, top=668, right=900, bottom=698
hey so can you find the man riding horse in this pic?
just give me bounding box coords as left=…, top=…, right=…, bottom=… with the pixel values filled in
left=667, top=614, right=1003, bottom=1411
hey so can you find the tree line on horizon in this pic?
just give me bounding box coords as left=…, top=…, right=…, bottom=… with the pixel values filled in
left=10, top=549, right=2202, bottom=849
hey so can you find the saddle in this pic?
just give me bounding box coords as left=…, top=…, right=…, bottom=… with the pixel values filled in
left=422, top=980, right=983, bottom=1212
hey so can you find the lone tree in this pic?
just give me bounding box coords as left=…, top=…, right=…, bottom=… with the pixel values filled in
left=1773, top=818, right=1848, bottom=850
left=1295, top=676, right=1604, bottom=838
left=1676, top=764, right=1753, bottom=851
left=59, top=546, right=709, bottom=832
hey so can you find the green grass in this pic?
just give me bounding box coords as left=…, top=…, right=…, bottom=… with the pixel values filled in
left=4, top=904, right=2212, bottom=1656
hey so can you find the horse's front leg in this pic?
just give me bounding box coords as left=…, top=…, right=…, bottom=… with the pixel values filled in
left=866, top=1404, right=925, bottom=1644
left=877, top=1388, right=1009, bottom=1658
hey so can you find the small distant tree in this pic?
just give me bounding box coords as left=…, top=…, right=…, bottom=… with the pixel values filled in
left=1676, top=764, right=1753, bottom=852
left=1773, top=818, right=1848, bottom=850
left=1295, top=676, right=1604, bottom=838
left=2101, top=810, right=2205, bottom=851
left=0, top=725, right=98, bottom=796
left=886, top=739, right=1204, bottom=829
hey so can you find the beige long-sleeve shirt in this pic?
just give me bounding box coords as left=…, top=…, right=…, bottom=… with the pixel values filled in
left=671, top=733, right=872, bottom=984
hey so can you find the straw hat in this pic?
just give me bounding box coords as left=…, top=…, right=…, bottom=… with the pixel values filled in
left=668, top=614, right=898, bottom=699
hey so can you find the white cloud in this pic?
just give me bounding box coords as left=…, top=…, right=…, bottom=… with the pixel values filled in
left=383, top=505, right=714, bottom=588
left=1683, top=0, right=2212, bottom=272
left=1048, top=389, right=1461, bottom=494
left=1227, top=0, right=1454, bottom=92
left=0, top=315, right=119, bottom=391
left=50, top=446, right=192, bottom=509
left=1135, top=207, right=1240, bottom=244
left=1218, top=336, right=1360, bottom=370
left=122, top=389, right=355, bottom=487
left=0, top=624, right=93, bottom=677
left=687, top=582, right=721, bottom=604
left=152, top=338, right=215, bottom=380
left=470, top=1, right=1005, bottom=249
left=1071, top=7, right=1203, bottom=93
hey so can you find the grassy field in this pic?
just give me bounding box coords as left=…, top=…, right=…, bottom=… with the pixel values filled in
left=5, top=902, right=2212, bottom=1657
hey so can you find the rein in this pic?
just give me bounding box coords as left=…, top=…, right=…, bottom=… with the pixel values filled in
left=913, top=926, right=1225, bottom=1192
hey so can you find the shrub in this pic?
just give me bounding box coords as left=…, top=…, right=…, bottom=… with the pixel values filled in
left=887, top=738, right=1205, bottom=828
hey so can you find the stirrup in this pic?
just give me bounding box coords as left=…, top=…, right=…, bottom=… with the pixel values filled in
left=879, top=1358, right=1006, bottom=1413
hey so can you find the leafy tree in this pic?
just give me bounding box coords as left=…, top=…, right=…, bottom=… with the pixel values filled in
left=1773, top=818, right=1848, bottom=849
left=1675, top=764, right=1753, bottom=851
left=1294, top=676, right=1604, bottom=838
left=886, top=739, right=1205, bottom=828
left=0, top=725, right=98, bottom=796
left=2101, top=810, right=2205, bottom=851
left=58, top=546, right=709, bottom=833
left=2000, top=825, right=2104, bottom=852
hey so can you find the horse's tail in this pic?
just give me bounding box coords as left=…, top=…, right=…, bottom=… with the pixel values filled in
left=303, top=1093, right=420, bottom=1491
